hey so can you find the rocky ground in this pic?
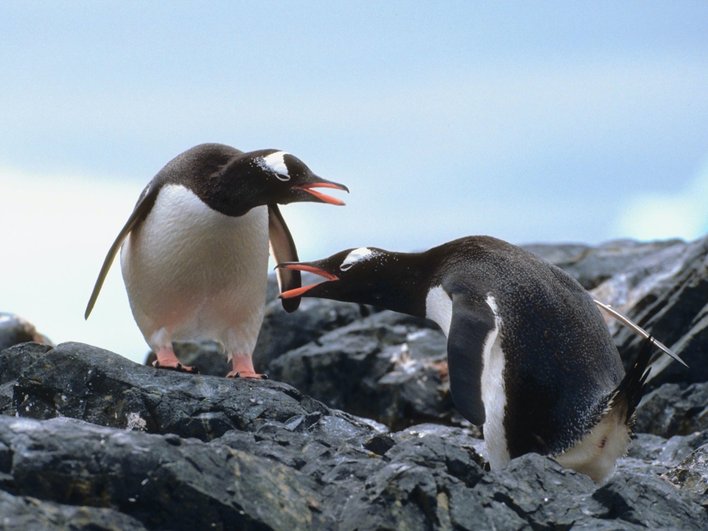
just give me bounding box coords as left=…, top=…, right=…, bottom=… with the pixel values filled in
left=1, top=236, right=706, bottom=530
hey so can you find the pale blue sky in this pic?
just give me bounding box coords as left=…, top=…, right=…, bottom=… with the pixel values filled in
left=2, top=1, right=707, bottom=360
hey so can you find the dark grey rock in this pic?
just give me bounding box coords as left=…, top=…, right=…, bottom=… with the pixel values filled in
left=620, top=431, right=708, bottom=480
left=0, top=415, right=329, bottom=530
left=268, top=310, right=453, bottom=430
left=0, top=313, right=51, bottom=351
left=337, top=424, right=489, bottom=531
left=593, top=471, right=707, bottom=529
left=592, top=236, right=708, bottom=387
left=0, top=342, right=52, bottom=416
left=0, top=342, right=53, bottom=384
left=10, top=341, right=371, bottom=442
left=253, top=297, right=368, bottom=370
left=663, top=443, right=708, bottom=507
left=474, top=452, right=708, bottom=530
left=0, top=489, right=146, bottom=531
left=2, top=341, right=706, bottom=529
left=627, top=431, right=708, bottom=466
left=634, top=382, right=708, bottom=437
left=475, top=453, right=600, bottom=529
left=524, top=239, right=682, bottom=289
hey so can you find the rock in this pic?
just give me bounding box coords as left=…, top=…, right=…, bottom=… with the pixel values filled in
left=0, top=490, right=146, bottom=531
left=524, top=239, right=683, bottom=290
left=268, top=310, right=455, bottom=430
left=336, top=426, right=490, bottom=531
left=663, top=443, right=708, bottom=507
left=475, top=452, right=708, bottom=530
left=0, top=415, right=329, bottom=530
left=627, top=431, right=708, bottom=466
left=0, top=342, right=52, bottom=416
left=621, top=431, right=708, bottom=480
left=475, top=453, right=599, bottom=529
left=7, top=341, right=385, bottom=444
left=253, top=297, right=368, bottom=370
left=593, top=470, right=707, bottom=529
left=591, top=236, right=708, bottom=387
left=0, top=313, right=51, bottom=351
left=634, top=382, right=708, bottom=437
left=1, top=341, right=706, bottom=529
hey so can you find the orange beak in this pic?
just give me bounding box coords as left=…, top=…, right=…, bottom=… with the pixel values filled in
left=295, top=182, right=348, bottom=205
left=277, top=263, right=339, bottom=298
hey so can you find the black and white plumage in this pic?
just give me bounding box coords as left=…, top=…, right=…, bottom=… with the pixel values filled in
left=85, top=143, right=348, bottom=377
left=277, top=236, right=682, bottom=482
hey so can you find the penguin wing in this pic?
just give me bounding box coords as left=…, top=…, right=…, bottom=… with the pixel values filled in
left=446, top=294, right=497, bottom=425
left=268, top=204, right=301, bottom=312
left=84, top=183, right=159, bottom=319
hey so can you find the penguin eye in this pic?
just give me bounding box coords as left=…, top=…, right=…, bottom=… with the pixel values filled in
left=340, top=247, right=374, bottom=271
left=261, top=152, right=291, bottom=181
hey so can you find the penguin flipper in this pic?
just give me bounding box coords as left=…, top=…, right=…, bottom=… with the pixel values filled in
left=268, top=204, right=301, bottom=312
left=84, top=183, right=158, bottom=319
left=446, top=295, right=497, bottom=425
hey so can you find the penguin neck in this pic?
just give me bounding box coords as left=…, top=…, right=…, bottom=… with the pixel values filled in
left=360, top=252, right=432, bottom=318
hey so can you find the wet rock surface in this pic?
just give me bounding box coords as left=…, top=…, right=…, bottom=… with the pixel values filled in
left=591, top=236, right=708, bottom=387
left=1, top=339, right=706, bottom=529
left=268, top=311, right=454, bottom=431
left=1, top=236, right=707, bottom=529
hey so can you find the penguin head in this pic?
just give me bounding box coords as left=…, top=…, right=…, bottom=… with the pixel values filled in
left=237, top=149, right=349, bottom=207
left=276, top=247, right=398, bottom=304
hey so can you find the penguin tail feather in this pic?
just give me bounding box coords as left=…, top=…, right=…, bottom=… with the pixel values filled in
left=608, top=337, right=654, bottom=425
left=593, top=299, right=687, bottom=367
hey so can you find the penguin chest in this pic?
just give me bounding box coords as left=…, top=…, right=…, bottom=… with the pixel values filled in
left=121, top=184, right=269, bottom=344
left=425, top=287, right=511, bottom=469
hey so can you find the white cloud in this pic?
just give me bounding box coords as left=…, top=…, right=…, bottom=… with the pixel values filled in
left=615, top=159, right=708, bottom=241
left=0, top=169, right=147, bottom=362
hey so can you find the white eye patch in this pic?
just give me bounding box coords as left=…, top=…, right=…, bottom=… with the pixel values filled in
left=340, top=247, right=375, bottom=271
left=260, top=151, right=290, bottom=181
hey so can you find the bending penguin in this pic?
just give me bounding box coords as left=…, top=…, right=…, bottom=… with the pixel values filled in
left=277, top=236, right=685, bottom=482
left=85, top=143, right=348, bottom=378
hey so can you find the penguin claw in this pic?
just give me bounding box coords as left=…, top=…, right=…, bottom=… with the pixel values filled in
left=152, top=360, right=199, bottom=374
left=226, top=371, right=268, bottom=379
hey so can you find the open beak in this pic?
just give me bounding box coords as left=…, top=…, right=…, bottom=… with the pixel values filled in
left=276, top=262, right=339, bottom=298
left=295, top=181, right=349, bottom=206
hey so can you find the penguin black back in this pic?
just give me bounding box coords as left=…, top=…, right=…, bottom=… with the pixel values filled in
left=278, top=236, right=625, bottom=459
left=429, top=237, right=624, bottom=456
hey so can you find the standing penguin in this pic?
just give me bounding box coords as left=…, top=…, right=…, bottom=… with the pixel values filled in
left=277, top=236, right=684, bottom=482
left=85, top=143, right=348, bottom=378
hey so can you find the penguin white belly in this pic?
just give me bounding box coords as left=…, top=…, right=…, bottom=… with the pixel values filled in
left=554, top=405, right=630, bottom=483
left=120, top=184, right=269, bottom=357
